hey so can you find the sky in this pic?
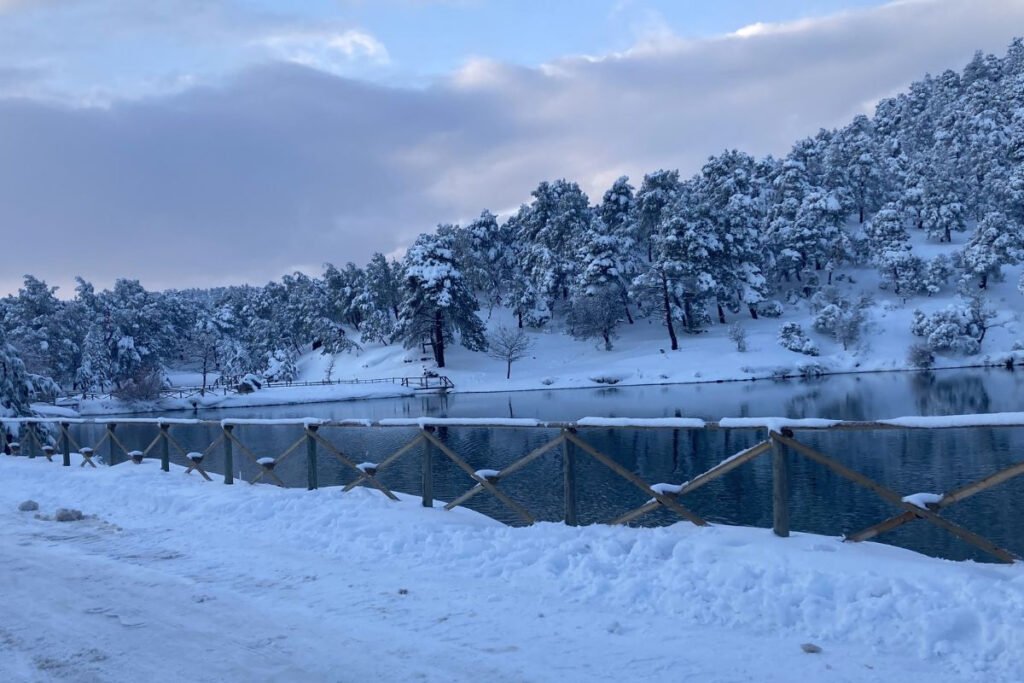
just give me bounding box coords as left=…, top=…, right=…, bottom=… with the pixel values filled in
left=0, top=0, right=1022, bottom=296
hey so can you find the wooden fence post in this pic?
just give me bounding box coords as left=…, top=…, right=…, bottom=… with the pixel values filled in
left=61, top=422, right=71, bottom=467
left=306, top=426, right=319, bottom=491
left=223, top=425, right=234, bottom=485
left=771, top=429, right=790, bottom=538
left=159, top=423, right=170, bottom=472
left=563, top=429, right=578, bottom=527
left=107, top=423, right=118, bottom=466
left=421, top=426, right=434, bottom=508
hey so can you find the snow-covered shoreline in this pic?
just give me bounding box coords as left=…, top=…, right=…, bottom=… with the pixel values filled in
left=1, top=456, right=1021, bottom=682
left=50, top=382, right=416, bottom=417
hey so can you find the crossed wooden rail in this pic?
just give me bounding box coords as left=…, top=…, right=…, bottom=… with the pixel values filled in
left=4, top=414, right=1023, bottom=563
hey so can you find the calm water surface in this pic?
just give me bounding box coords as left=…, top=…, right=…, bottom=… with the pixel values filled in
left=72, top=368, right=1024, bottom=562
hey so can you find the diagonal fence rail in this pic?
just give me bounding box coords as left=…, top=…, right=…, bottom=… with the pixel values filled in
left=3, top=413, right=1023, bottom=563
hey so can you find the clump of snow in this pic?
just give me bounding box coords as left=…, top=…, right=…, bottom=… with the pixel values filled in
left=473, top=469, right=501, bottom=481
left=902, top=492, right=944, bottom=509
left=576, top=417, right=706, bottom=429
left=256, top=457, right=276, bottom=466
left=356, top=462, right=377, bottom=473
left=880, top=413, right=1024, bottom=428
left=186, top=452, right=203, bottom=461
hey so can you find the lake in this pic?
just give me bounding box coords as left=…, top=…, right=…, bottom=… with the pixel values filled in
left=73, top=368, right=1024, bottom=562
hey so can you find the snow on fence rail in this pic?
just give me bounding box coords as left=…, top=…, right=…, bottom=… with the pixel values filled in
left=3, top=413, right=1024, bottom=563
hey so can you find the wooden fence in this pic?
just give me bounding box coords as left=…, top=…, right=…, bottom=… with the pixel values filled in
left=58, top=374, right=454, bottom=403
left=3, top=414, right=1023, bottom=564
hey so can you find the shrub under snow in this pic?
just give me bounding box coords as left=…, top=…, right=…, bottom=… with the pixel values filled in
left=777, top=322, right=819, bottom=356
left=910, top=296, right=996, bottom=356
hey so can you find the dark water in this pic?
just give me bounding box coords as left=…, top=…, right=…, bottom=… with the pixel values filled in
left=68, top=368, right=1024, bottom=562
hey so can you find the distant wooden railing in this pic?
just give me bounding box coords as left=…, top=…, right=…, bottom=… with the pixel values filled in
left=3, top=414, right=1023, bottom=563
left=58, top=374, right=454, bottom=402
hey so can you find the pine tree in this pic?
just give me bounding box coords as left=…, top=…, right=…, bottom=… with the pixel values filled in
left=353, top=253, right=401, bottom=344
left=865, top=203, right=921, bottom=297
left=632, top=170, right=682, bottom=264
left=514, top=180, right=591, bottom=313
left=957, top=211, right=1023, bottom=289
left=693, top=150, right=768, bottom=321
left=395, top=232, right=487, bottom=368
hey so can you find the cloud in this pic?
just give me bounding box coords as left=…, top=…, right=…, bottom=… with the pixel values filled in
left=0, top=0, right=1021, bottom=296
left=260, top=28, right=390, bottom=73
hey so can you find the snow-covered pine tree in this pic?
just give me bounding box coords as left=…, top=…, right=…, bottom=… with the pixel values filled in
left=0, top=324, right=58, bottom=449
left=865, top=203, right=922, bottom=298
left=354, top=252, right=402, bottom=344
left=833, top=114, right=887, bottom=223
left=2, top=275, right=86, bottom=388
left=957, top=211, right=1023, bottom=289
left=394, top=232, right=487, bottom=368
left=458, top=210, right=516, bottom=308
left=575, top=217, right=635, bottom=324
left=693, top=150, right=768, bottom=321
left=514, top=179, right=591, bottom=314
left=631, top=170, right=682, bottom=265
left=778, top=190, right=848, bottom=292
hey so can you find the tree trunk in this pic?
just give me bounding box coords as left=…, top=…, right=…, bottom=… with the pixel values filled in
left=748, top=305, right=758, bottom=320
left=717, top=303, right=726, bottom=325
left=602, top=331, right=611, bottom=351
left=506, top=359, right=511, bottom=380
left=859, top=206, right=864, bottom=224
left=660, top=273, right=678, bottom=351
left=517, top=310, right=523, bottom=329
left=620, top=288, right=634, bottom=324
left=980, top=273, right=988, bottom=290
left=433, top=310, right=446, bottom=368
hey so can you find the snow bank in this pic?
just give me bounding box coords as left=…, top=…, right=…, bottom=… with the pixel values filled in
left=0, top=457, right=1020, bottom=682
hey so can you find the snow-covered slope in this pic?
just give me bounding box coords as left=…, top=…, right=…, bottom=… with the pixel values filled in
left=1, top=456, right=1021, bottom=682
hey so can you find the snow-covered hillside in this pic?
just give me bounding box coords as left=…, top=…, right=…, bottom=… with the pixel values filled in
left=301, top=231, right=1024, bottom=395
left=2, top=456, right=1022, bottom=682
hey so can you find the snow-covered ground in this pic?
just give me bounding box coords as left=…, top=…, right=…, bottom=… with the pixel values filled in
left=2, top=456, right=1021, bottom=682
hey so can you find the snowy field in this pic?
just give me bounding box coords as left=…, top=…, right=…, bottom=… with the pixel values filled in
left=1, top=456, right=1021, bottom=682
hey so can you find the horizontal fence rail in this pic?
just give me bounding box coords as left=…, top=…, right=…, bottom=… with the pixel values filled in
left=3, top=413, right=1023, bottom=564
left=56, top=374, right=455, bottom=403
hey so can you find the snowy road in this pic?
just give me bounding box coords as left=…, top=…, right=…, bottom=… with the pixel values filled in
left=1, top=457, right=1020, bottom=682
